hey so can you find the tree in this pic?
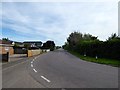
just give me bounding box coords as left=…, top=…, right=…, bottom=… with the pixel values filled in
left=64, top=31, right=120, bottom=60
left=42, top=41, right=55, bottom=51
left=56, top=46, right=61, bottom=49
left=14, top=43, right=19, bottom=47
left=24, top=43, right=30, bottom=49
left=108, top=33, right=118, bottom=41
left=83, top=33, right=92, bottom=40
left=67, top=32, right=83, bottom=47
left=66, top=32, right=98, bottom=50
left=83, top=33, right=98, bottom=40
left=2, top=38, right=9, bottom=41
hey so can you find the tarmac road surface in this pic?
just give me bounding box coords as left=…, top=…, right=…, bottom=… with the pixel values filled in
left=2, top=49, right=118, bottom=88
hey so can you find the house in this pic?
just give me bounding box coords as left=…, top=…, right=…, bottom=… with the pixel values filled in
left=0, top=40, right=14, bottom=55
left=13, top=41, right=24, bottom=47
left=23, top=41, right=42, bottom=48
left=13, top=41, right=27, bottom=54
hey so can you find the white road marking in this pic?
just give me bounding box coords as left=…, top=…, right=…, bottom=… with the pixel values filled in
left=31, top=64, right=33, bottom=67
left=35, top=56, right=39, bottom=59
left=31, top=61, right=33, bottom=64
left=41, top=76, right=51, bottom=82
left=33, top=68, right=37, bottom=72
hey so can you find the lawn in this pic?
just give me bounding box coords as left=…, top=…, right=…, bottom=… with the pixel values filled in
left=68, top=50, right=120, bottom=67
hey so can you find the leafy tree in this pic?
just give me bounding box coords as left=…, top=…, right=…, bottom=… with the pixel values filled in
left=56, top=46, right=61, bottom=49
left=14, top=43, right=19, bottom=47
left=2, top=38, right=9, bottom=41
left=64, top=31, right=120, bottom=60
left=108, top=33, right=118, bottom=41
left=42, top=41, right=55, bottom=51
left=24, top=43, right=30, bottom=49
left=67, top=32, right=83, bottom=48
left=83, top=34, right=92, bottom=40
left=83, top=33, right=98, bottom=41
left=66, top=32, right=98, bottom=50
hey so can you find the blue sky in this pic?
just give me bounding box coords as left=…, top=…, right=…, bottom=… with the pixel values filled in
left=1, top=1, right=118, bottom=45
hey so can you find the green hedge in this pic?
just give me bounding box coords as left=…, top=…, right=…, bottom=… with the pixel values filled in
left=65, top=39, right=120, bottom=60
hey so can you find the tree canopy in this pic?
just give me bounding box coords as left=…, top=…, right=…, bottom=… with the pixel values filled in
left=63, top=32, right=120, bottom=60
left=42, top=40, right=55, bottom=51
left=2, top=38, right=9, bottom=41
left=67, top=32, right=98, bottom=48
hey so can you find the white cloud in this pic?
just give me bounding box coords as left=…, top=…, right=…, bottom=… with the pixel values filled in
left=1, top=0, right=119, bottom=2
left=1, top=2, right=118, bottom=45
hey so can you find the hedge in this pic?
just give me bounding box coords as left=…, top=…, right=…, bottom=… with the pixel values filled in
left=65, top=39, right=120, bottom=60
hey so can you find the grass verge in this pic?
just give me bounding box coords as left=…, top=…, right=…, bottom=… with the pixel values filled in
left=68, top=50, right=120, bottom=67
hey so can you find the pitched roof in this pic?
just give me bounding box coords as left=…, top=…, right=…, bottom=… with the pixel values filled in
left=0, top=40, right=12, bottom=44
left=24, top=41, right=42, bottom=43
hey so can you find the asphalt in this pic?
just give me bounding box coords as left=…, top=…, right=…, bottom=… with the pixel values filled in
left=2, top=49, right=118, bottom=88
left=2, top=56, right=45, bottom=88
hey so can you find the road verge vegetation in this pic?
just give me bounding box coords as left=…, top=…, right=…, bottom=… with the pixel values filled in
left=68, top=50, right=120, bottom=67
left=63, top=31, right=120, bottom=67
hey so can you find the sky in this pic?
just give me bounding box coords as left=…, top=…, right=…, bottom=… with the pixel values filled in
left=1, top=0, right=119, bottom=45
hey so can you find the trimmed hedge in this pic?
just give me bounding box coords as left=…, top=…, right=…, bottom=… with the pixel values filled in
left=65, top=39, right=120, bottom=60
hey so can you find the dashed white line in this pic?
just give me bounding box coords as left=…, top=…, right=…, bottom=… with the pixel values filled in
left=41, top=76, right=51, bottom=82
left=31, top=64, right=33, bottom=67
left=35, top=56, right=39, bottom=59
left=31, top=61, right=33, bottom=64
left=33, top=68, right=37, bottom=72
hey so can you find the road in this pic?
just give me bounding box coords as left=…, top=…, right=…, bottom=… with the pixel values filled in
left=2, top=49, right=118, bottom=88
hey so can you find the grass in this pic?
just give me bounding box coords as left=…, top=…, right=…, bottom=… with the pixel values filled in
left=68, top=50, right=120, bottom=67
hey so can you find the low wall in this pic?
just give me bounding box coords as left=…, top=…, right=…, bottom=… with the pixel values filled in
left=27, top=49, right=42, bottom=57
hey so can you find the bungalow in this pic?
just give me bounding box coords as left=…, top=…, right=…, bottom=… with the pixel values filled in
left=23, top=41, right=42, bottom=48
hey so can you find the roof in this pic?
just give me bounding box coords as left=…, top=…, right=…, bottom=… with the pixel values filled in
left=24, top=41, right=42, bottom=43
left=0, top=40, right=12, bottom=44
left=14, top=41, right=23, bottom=44
left=0, top=40, right=14, bottom=46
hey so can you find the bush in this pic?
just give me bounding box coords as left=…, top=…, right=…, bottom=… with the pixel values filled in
left=50, top=47, right=54, bottom=51
left=64, top=32, right=120, bottom=60
left=64, top=38, right=120, bottom=60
